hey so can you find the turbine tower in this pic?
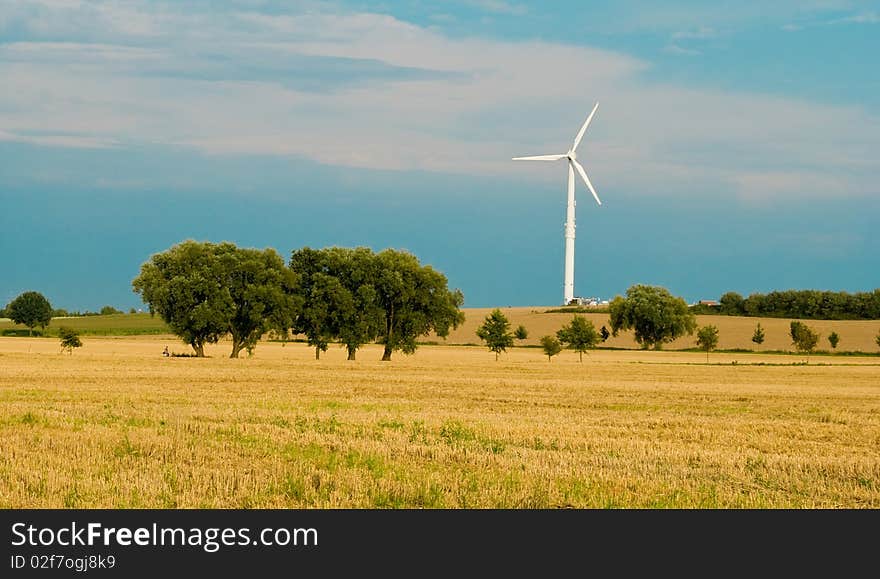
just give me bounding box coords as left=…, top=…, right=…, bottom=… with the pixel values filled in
left=512, top=102, right=602, bottom=305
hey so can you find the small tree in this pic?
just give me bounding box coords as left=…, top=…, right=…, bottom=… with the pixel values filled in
left=476, top=309, right=515, bottom=361
left=599, top=325, right=610, bottom=342
left=7, top=291, right=53, bottom=336
left=100, top=305, right=122, bottom=315
left=540, top=335, right=562, bottom=361
left=556, top=315, right=600, bottom=362
left=790, top=321, right=819, bottom=361
left=514, top=325, right=529, bottom=341
left=828, top=331, right=840, bottom=350
left=696, top=325, right=719, bottom=362
left=58, top=326, right=82, bottom=354
left=751, top=323, right=765, bottom=346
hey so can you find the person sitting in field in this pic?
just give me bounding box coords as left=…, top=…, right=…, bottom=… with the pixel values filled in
left=162, top=346, right=170, bottom=357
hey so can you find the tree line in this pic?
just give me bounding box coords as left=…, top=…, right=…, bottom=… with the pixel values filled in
left=693, top=289, right=880, bottom=320
left=131, top=240, right=464, bottom=360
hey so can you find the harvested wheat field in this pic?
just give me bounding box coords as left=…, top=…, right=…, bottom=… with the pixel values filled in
left=1, top=336, right=879, bottom=508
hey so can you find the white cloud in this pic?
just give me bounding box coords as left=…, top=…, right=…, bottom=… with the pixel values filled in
left=461, top=0, right=527, bottom=15
left=672, top=26, right=716, bottom=40
left=831, top=12, right=880, bottom=24
left=664, top=44, right=701, bottom=55
left=0, top=1, right=878, bottom=203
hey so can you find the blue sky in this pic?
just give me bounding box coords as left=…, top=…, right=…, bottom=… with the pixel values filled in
left=1, top=0, right=878, bottom=310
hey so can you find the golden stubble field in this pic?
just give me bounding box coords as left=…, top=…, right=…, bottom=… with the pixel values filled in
left=442, top=307, right=880, bottom=352
left=1, top=336, right=879, bottom=508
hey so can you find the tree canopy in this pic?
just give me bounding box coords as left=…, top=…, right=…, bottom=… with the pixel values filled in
left=828, top=331, right=840, bottom=350
left=751, top=323, right=765, bottom=345
left=790, top=321, right=819, bottom=359
left=696, top=325, right=719, bottom=361
left=58, top=326, right=82, bottom=354
left=290, top=247, right=384, bottom=360
left=608, top=285, right=696, bottom=350
left=373, top=249, right=464, bottom=361
left=7, top=291, right=53, bottom=336
left=133, top=240, right=299, bottom=357
left=556, top=314, right=600, bottom=362
left=539, top=335, right=562, bottom=361
left=476, top=309, right=515, bottom=360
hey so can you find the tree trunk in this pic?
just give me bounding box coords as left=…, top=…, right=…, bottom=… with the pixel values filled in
left=315, top=346, right=321, bottom=360
left=495, top=351, right=499, bottom=361
left=192, top=342, right=205, bottom=357
left=230, top=339, right=244, bottom=359
left=347, top=346, right=356, bottom=361
left=382, top=307, right=393, bottom=362
left=579, top=351, right=583, bottom=363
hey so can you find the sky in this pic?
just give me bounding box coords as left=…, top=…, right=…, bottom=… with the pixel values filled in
left=1, top=0, right=878, bottom=310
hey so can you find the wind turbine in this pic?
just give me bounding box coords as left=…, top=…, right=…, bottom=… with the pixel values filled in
left=512, top=102, right=602, bottom=306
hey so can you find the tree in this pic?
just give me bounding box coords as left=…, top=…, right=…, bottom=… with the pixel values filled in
left=828, top=331, right=840, bottom=350
left=100, top=305, right=123, bottom=315
left=7, top=291, right=53, bottom=336
left=751, top=323, right=765, bottom=345
left=608, top=285, right=697, bottom=350
left=696, top=325, right=719, bottom=362
left=790, top=321, right=819, bottom=360
left=556, top=315, right=600, bottom=362
left=540, top=335, right=562, bottom=361
left=289, top=248, right=347, bottom=360
left=133, top=240, right=299, bottom=358
left=217, top=244, right=300, bottom=358
left=514, top=325, right=529, bottom=341
left=322, top=247, right=385, bottom=361
left=599, top=325, right=610, bottom=342
left=373, top=249, right=464, bottom=361
left=719, top=292, right=745, bottom=316
left=58, top=326, right=82, bottom=354
left=476, top=309, right=515, bottom=361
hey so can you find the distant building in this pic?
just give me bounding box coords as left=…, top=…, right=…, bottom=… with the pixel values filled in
left=568, top=296, right=600, bottom=306
left=698, top=300, right=719, bottom=306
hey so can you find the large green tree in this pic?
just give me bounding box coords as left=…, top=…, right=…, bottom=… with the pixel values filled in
left=476, top=309, right=515, bottom=361
left=322, top=247, right=385, bottom=360
left=7, top=291, right=53, bottom=336
left=289, top=247, right=357, bottom=360
left=216, top=244, right=300, bottom=358
left=556, top=314, right=600, bottom=362
left=133, top=240, right=298, bottom=357
left=373, top=249, right=464, bottom=361
left=719, top=292, right=745, bottom=316
left=608, top=284, right=697, bottom=350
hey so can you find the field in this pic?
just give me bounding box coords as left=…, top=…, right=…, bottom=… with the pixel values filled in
left=0, top=313, right=169, bottom=336
left=4, top=308, right=880, bottom=353
left=1, top=333, right=879, bottom=508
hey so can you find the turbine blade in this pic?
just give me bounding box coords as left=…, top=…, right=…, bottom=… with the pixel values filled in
left=573, top=159, right=601, bottom=205
left=572, top=102, right=599, bottom=151
left=512, top=154, right=566, bottom=161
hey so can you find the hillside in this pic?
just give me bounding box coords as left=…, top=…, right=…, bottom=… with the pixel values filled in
left=440, top=307, right=880, bottom=353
